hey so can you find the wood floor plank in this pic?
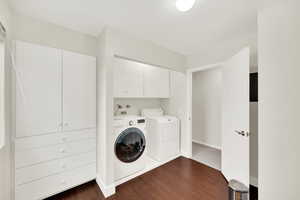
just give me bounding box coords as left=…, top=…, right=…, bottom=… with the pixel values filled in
left=46, top=157, right=229, bottom=200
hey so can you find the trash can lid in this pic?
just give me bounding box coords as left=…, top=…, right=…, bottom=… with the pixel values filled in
left=228, top=180, right=249, bottom=192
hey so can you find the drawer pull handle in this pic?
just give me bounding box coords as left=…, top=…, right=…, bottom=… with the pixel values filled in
left=60, top=149, right=66, bottom=153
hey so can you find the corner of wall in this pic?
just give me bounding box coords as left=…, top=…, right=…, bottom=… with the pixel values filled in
left=96, top=28, right=115, bottom=190
left=96, top=175, right=116, bottom=198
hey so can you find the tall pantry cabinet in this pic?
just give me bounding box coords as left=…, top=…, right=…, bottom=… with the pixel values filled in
left=14, top=41, right=96, bottom=200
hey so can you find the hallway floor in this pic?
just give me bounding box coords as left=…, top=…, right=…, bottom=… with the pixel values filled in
left=192, top=142, right=222, bottom=170
left=47, top=157, right=228, bottom=200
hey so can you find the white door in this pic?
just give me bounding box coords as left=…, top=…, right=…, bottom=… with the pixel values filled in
left=113, top=57, right=143, bottom=98
left=143, top=65, right=170, bottom=98
left=62, top=51, right=96, bottom=131
left=222, top=48, right=250, bottom=186
left=15, top=41, right=62, bottom=137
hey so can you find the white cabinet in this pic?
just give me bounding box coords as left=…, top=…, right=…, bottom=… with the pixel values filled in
left=62, top=51, right=96, bottom=131
left=15, top=41, right=96, bottom=138
left=143, top=65, right=170, bottom=98
left=113, top=58, right=143, bottom=97
left=15, top=163, right=96, bottom=200
left=15, top=41, right=62, bottom=138
left=14, top=129, right=96, bottom=200
left=113, top=57, right=170, bottom=98
left=14, top=41, right=97, bottom=199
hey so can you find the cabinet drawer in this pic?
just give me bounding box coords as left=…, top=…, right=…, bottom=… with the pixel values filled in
left=16, top=151, right=96, bottom=185
left=15, top=164, right=96, bottom=200
left=15, top=129, right=96, bottom=151
left=15, top=139, right=96, bottom=168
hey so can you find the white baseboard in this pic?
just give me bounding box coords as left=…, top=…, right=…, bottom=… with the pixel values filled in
left=181, top=150, right=192, bottom=158
left=96, top=176, right=116, bottom=198
left=250, top=176, right=258, bottom=187
left=192, top=139, right=221, bottom=150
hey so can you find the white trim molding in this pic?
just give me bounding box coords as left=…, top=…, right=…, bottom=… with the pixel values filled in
left=180, top=151, right=192, bottom=159
left=96, top=176, right=116, bottom=198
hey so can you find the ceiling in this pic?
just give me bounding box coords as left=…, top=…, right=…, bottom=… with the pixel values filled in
left=9, top=0, right=257, bottom=55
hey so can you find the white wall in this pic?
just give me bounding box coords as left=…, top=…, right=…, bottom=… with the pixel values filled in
left=187, top=33, right=257, bottom=69
left=96, top=29, right=115, bottom=194
left=0, top=0, right=11, bottom=199
left=96, top=30, right=107, bottom=185
left=96, top=28, right=186, bottom=196
left=192, top=67, right=222, bottom=149
left=258, top=1, right=300, bottom=199
left=1, top=12, right=98, bottom=199
left=106, top=28, right=187, bottom=72
left=114, top=98, right=161, bottom=116
left=11, top=13, right=97, bottom=56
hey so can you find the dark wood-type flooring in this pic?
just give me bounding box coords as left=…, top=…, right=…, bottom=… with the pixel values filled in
left=46, top=157, right=230, bottom=200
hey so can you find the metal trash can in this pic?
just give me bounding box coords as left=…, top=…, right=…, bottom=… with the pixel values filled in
left=228, top=180, right=249, bottom=200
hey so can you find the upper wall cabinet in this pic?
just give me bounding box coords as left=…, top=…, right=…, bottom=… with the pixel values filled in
left=15, top=41, right=96, bottom=138
left=15, top=41, right=62, bottom=137
left=114, top=58, right=143, bottom=98
left=143, top=65, right=170, bottom=98
left=113, top=57, right=170, bottom=98
left=62, top=51, right=96, bottom=131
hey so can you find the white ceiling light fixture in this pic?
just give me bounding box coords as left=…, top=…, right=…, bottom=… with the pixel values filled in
left=176, top=0, right=196, bottom=12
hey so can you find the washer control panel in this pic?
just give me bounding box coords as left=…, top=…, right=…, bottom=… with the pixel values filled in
left=137, top=119, right=145, bottom=124
left=128, top=119, right=145, bottom=126
left=129, top=120, right=134, bottom=126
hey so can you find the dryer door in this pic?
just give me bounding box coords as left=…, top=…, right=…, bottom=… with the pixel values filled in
left=115, top=127, right=146, bottom=163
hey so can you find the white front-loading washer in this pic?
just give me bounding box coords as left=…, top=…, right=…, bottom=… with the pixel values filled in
left=113, top=115, right=147, bottom=181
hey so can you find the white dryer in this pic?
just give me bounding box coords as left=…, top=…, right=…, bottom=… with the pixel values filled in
left=142, top=108, right=180, bottom=162
left=113, top=115, right=147, bottom=181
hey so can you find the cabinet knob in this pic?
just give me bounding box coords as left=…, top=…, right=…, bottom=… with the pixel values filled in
left=61, top=163, right=66, bottom=169
left=60, top=148, right=66, bottom=153
left=61, top=137, right=67, bottom=142
left=64, top=123, right=69, bottom=127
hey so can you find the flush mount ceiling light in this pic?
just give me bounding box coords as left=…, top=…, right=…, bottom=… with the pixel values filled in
left=176, top=0, right=196, bottom=12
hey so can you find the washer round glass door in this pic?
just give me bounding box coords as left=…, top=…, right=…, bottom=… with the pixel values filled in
left=115, top=127, right=146, bottom=163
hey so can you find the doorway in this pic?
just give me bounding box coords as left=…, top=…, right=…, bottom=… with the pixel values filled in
left=186, top=47, right=251, bottom=186
left=188, top=64, right=223, bottom=170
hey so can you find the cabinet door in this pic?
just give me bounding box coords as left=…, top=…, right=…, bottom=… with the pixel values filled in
left=143, top=65, right=170, bottom=98
left=62, top=51, right=96, bottom=131
left=113, top=58, right=143, bottom=98
left=15, top=41, right=62, bottom=138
